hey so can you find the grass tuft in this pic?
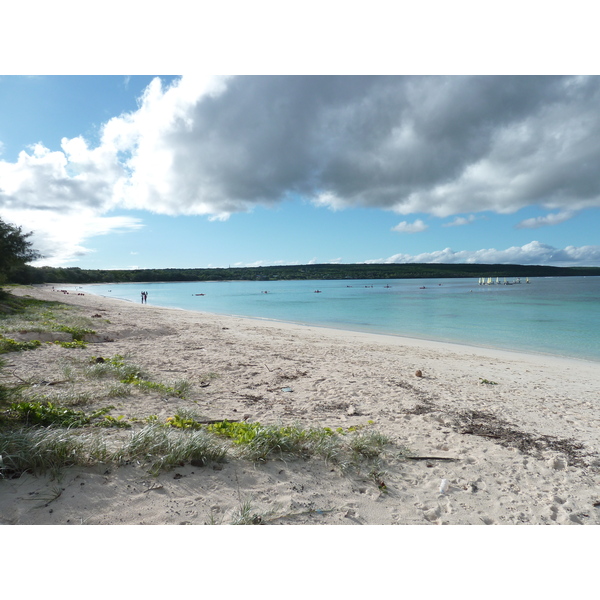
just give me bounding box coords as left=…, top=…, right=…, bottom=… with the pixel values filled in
left=117, top=424, right=228, bottom=476
left=0, top=428, right=109, bottom=479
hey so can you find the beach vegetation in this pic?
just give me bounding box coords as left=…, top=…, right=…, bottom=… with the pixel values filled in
left=479, top=378, right=498, bottom=385
left=0, top=427, right=109, bottom=479
left=0, top=336, right=42, bottom=354
left=53, top=339, right=88, bottom=349
left=0, top=218, right=42, bottom=287
left=54, top=325, right=95, bottom=341
left=86, top=355, right=191, bottom=398
left=0, top=358, right=11, bottom=407
left=96, top=414, right=131, bottom=429
left=106, top=384, right=133, bottom=399
left=8, top=400, right=116, bottom=428
left=348, top=430, right=390, bottom=460
left=86, top=354, right=143, bottom=381
left=43, top=391, right=93, bottom=407
left=230, top=498, right=270, bottom=525
left=0, top=295, right=96, bottom=352
left=116, top=424, right=228, bottom=476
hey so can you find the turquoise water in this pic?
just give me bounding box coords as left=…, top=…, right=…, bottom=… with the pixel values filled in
left=78, top=277, right=600, bottom=362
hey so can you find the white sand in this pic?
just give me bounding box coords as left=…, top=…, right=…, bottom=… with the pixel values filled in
left=1, top=284, right=599, bottom=525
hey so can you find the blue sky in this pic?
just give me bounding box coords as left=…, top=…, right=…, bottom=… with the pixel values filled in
left=2, top=16, right=600, bottom=270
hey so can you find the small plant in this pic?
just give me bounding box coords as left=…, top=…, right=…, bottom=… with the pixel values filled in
left=96, top=414, right=131, bottom=429
left=0, top=428, right=108, bottom=479
left=53, top=340, right=88, bottom=349
left=368, top=467, right=389, bottom=493
left=231, top=498, right=264, bottom=525
left=479, top=378, right=498, bottom=385
left=86, top=354, right=143, bottom=381
left=118, top=424, right=228, bottom=475
left=54, top=325, right=95, bottom=341
left=207, top=420, right=342, bottom=463
left=106, top=384, right=132, bottom=399
left=28, top=391, right=93, bottom=408
left=9, top=400, right=115, bottom=428
left=0, top=336, right=42, bottom=354
left=348, top=430, right=390, bottom=460
left=87, top=355, right=190, bottom=398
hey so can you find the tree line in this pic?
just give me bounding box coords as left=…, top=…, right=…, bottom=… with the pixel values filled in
left=7, top=262, right=600, bottom=285
left=2, top=217, right=599, bottom=286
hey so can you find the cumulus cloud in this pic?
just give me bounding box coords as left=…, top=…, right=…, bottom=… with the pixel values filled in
left=391, top=219, right=428, bottom=233
left=365, top=241, right=600, bottom=267
left=7, top=76, right=600, bottom=219
left=3, top=75, right=600, bottom=264
left=516, top=211, right=575, bottom=229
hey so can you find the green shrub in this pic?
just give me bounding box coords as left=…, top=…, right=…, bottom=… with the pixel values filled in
left=9, top=400, right=114, bottom=428
left=0, top=336, right=42, bottom=354
left=54, top=340, right=88, bottom=349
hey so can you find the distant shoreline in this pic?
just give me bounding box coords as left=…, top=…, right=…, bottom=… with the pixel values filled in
left=44, top=283, right=599, bottom=367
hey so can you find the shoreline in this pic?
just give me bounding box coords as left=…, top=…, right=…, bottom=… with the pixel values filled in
left=2, top=284, right=599, bottom=525
left=71, top=284, right=599, bottom=367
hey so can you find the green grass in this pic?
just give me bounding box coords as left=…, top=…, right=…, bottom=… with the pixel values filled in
left=116, top=424, right=228, bottom=476
left=0, top=295, right=95, bottom=339
left=0, top=427, right=109, bottom=479
left=86, top=355, right=192, bottom=398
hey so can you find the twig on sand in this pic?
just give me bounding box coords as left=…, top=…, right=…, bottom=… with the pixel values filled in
left=403, top=456, right=459, bottom=462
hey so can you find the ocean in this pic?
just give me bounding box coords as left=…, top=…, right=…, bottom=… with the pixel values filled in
left=77, top=276, right=600, bottom=362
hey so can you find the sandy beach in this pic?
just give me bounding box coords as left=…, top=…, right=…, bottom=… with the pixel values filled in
left=1, top=284, right=599, bottom=526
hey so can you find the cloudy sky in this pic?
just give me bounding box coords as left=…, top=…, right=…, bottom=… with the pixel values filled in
left=2, top=74, right=600, bottom=268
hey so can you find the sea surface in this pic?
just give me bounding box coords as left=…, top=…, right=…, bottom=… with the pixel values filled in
left=77, top=277, right=600, bottom=362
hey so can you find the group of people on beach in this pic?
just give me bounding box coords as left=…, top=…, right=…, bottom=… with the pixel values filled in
left=51, top=287, right=84, bottom=296
left=141, top=291, right=148, bottom=304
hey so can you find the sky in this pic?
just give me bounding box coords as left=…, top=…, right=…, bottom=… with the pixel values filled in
left=2, top=8, right=600, bottom=270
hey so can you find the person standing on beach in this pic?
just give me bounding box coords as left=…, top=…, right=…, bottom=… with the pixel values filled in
left=141, top=291, right=144, bottom=304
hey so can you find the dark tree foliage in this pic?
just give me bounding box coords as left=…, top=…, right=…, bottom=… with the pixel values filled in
left=0, top=218, right=42, bottom=285
left=9, top=262, right=600, bottom=285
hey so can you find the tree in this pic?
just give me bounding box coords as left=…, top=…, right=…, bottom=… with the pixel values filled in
left=0, top=218, right=42, bottom=285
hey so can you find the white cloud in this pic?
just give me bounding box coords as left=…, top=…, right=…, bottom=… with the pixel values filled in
left=366, top=241, right=600, bottom=267
left=443, top=215, right=477, bottom=227
left=516, top=211, right=575, bottom=229
left=3, top=75, right=600, bottom=265
left=392, top=219, right=428, bottom=233
left=0, top=207, right=143, bottom=267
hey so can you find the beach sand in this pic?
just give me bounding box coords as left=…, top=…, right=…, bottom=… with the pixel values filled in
left=1, top=284, right=599, bottom=525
